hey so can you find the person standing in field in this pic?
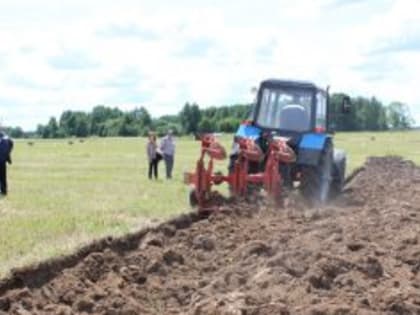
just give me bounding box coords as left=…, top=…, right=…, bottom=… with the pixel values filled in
left=0, top=131, right=14, bottom=196
left=147, top=133, right=161, bottom=180
left=160, top=129, right=175, bottom=179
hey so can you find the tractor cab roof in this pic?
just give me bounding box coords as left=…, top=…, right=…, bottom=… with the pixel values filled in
left=261, top=79, right=324, bottom=92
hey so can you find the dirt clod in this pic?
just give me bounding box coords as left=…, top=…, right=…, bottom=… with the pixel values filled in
left=193, top=235, right=215, bottom=251
left=163, top=249, right=184, bottom=266
left=0, top=298, right=10, bottom=312
left=74, top=297, right=94, bottom=312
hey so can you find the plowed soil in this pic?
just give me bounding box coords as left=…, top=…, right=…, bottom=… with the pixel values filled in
left=1, top=156, right=420, bottom=315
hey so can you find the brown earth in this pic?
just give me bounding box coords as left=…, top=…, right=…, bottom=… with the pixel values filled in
left=1, top=156, right=420, bottom=315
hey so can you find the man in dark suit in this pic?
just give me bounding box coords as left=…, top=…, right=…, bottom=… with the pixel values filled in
left=0, top=131, right=14, bottom=196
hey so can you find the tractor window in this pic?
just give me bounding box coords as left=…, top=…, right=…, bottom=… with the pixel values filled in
left=256, top=88, right=312, bottom=132
left=316, top=92, right=327, bottom=131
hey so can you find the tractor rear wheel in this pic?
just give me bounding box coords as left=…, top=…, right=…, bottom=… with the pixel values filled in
left=300, top=142, right=333, bottom=205
left=330, top=150, right=346, bottom=198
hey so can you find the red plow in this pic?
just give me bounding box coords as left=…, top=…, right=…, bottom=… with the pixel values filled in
left=184, top=135, right=296, bottom=212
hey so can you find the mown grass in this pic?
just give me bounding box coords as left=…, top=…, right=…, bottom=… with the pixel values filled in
left=0, top=131, right=419, bottom=276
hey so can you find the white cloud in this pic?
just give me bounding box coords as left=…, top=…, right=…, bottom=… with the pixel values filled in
left=0, top=0, right=420, bottom=129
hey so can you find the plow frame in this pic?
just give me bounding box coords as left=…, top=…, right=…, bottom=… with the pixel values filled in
left=184, top=134, right=296, bottom=211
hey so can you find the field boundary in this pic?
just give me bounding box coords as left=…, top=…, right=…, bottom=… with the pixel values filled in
left=0, top=212, right=201, bottom=297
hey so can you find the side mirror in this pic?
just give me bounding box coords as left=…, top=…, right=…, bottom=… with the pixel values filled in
left=328, top=123, right=337, bottom=134
left=342, top=96, right=351, bottom=113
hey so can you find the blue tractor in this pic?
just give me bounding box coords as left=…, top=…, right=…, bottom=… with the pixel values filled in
left=231, top=79, right=350, bottom=203
left=185, top=79, right=350, bottom=210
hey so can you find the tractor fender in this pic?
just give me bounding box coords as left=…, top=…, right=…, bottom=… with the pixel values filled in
left=235, top=124, right=261, bottom=140
left=297, top=133, right=331, bottom=166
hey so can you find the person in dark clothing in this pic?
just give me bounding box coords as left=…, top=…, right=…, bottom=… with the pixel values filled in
left=146, top=133, right=161, bottom=180
left=0, top=132, right=13, bottom=196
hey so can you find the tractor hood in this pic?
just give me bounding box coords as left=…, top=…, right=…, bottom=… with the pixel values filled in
left=235, top=123, right=261, bottom=140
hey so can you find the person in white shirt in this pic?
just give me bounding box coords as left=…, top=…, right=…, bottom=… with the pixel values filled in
left=160, top=130, right=176, bottom=179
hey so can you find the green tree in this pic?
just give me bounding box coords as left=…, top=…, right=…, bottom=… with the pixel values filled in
left=198, top=118, right=213, bottom=133
left=180, top=103, right=191, bottom=133
left=387, top=102, right=413, bottom=129
left=189, top=104, right=201, bottom=133
left=133, top=107, right=152, bottom=128
left=74, top=113, right=90, bottom=137
left=47, top=117, right=59, bottom=138
left=90, top=106, right=123, bottom=136
left=218, top=118, right=240, bottom=132
left=59, top=110, right=76, bottom=136
left=59, top=111, right=90, bottom=137
left=6, top=126, right=25, bottom=138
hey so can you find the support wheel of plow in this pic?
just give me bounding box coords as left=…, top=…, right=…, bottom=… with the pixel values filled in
left=189, top=188, right=199, bottom=208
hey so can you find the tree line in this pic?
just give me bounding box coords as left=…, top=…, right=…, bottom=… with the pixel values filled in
left=4, top=93, right=414, bottom=139
left=329, top=94, right=413, bottom=131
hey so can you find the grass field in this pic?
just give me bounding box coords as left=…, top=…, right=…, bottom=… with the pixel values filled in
left=0, top=131, right=420, bottom=276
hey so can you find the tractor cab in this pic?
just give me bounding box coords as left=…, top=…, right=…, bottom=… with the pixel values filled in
left=252, top=79, right=328, bottom=138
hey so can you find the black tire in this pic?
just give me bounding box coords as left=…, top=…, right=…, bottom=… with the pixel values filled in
left=300, top=141, right=333, bottom=205
left=189, top=188, right=199, bottom=208
left=331, top=152, right=346, bottom=198
left=330, top=173, right=344, bottom=198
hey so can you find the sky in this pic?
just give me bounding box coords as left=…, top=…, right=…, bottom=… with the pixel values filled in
left=0, top=0, right=420, bottom=130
